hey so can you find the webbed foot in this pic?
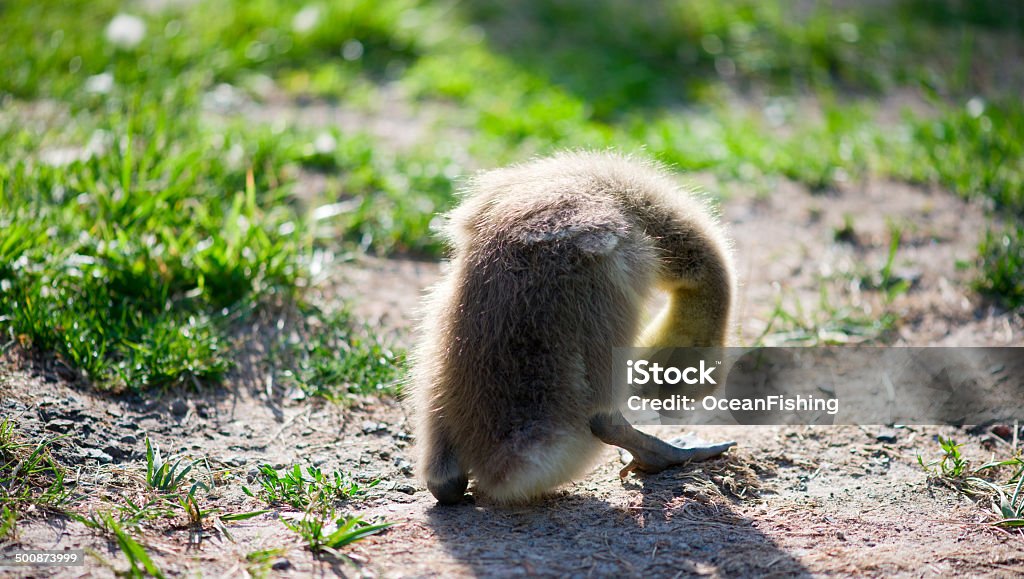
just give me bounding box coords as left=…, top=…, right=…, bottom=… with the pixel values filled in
left=589, top=412, right=735, bottom=478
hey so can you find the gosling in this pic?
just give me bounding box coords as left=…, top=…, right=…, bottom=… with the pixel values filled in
left=409, top=151, right=736, bottom=505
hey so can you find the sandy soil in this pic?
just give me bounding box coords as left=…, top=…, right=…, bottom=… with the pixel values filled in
left=2, top=175, right=1023, bottom=578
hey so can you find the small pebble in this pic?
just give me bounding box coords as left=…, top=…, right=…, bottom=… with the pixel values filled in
left=103, top=445, right=129, bottom=460
left=992, top=424, right=1013, bottom=441
left=394, top=484, right=417, bottom=495
left=170, top=399, right=188, bottom=416
left=81, top=448, right=113, bottom=464
left=44, top=419, right=76, bottom=433
left=393, top=458, right=413, bottom=475
left=875, top=429, right=898, bottom=444
left=195, top=402, right=212, bottom=419
left=362, top=421, right=386, bottom=434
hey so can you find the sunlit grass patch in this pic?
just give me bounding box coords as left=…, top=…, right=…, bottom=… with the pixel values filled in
left=243, top=461, right=392, bottom=557
left=284, top=514, right=392, bottom=554
left=65, top=436, right=269, bottom=572
left=974, top=225, right=1024, bottom=310
left=0, top=419, right=71, bottom=539
left=0, top=0, right=438, bottom=102
left=1, top=84, right=447, bottom=390
left=919, top=432, right=1024, bottom=529
left=0, top=103, right=307, bottom=389
left=288, top=306, right=405, bottom=400
left=295, top=131, right=459, bottom=256
left=243, top=463, right=376, bottom=511
left=899, top=100, right=1024, bottom=215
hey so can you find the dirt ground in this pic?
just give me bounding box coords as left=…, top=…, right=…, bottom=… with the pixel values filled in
left=3, top=174, right=1023, bottom=577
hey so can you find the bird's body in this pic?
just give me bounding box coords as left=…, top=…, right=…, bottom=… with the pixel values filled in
left=410, top=152, right=735, bottom=504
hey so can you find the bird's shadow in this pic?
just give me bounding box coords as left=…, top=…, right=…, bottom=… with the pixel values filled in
left=425, top=457, right=811, bottom=577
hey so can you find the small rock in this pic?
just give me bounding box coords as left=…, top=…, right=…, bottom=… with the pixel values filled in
left=271, top=559, right=292, bottom=571
left=361, top=421, right=386, bottom=434
left=103, top=445, right=130, bottom=460
left=992, top=424, right=1014, bottom=441
left=227, top=456, right=246, bottom=467
left=393, top=458, right=413, bottom=475
left=170, top=399, right=188, bottom=416
left=81, top=448, right=113, bottom=464
left=875, top=429, right=898, bottom=444
left=45, top=419, right=76, bottom=434
left=120, top=435, right=138, bottom=445
left=394, top=483, right=417, bottom=495
left=195, top=402, right=212, bottom=419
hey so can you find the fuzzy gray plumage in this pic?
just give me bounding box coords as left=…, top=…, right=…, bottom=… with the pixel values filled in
left=409, top=151, right=735, bottom=504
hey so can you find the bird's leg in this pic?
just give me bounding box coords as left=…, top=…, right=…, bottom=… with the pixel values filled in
left=423, top=428, right=469, bottom=505
left=589, top=412, right=735, bottom=478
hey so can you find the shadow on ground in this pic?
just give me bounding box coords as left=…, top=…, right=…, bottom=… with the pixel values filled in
left=425, top=467, right=810, bottom=577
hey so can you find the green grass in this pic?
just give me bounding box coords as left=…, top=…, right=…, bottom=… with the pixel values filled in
left=399, top=1, right=1024, bottom=307
left=897, top=100, right=1024, bottom=215
left=290, top=307, right=405, bottom=400
left=0, top=418, right=71, bottom=537
left=0, top=0, right=436, bottom=101
left=284, top=513, right=392, bottom=554
left=918, top=436, right=969, bottom=478
left=0, top=105, right=302, bottom=388
left=755, top=281, right=899, bottom=346
left=243, top=463, right=377, bottom=512
left=293, top=132, right=458, bottom=256
left=971, top=457, right=1024, bottom=527
left=71, top=510, right=166, bottom=577
left=974, top=225, right=1024, bottom=309
left=66, top=436, right=266, bottom=569
left=103, top=512, right=166, bottom=579
left=919, top=434, right=1024, bottom=528
left=243, top=463, right=390, bottom=556
left=144, top=436, right=207, bottom=493
left=0, top=0, right=435, bottom=392
left=2, top=0, right=1023, bottom=395
left=246, top=547, right=288, bottom=577
left=754, top=226, right=910, bottom=346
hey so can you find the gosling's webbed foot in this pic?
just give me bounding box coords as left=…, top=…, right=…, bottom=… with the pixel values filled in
left=618, top=436, right=736, bottom=478
left=589, top=412, right=735, bottom=479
